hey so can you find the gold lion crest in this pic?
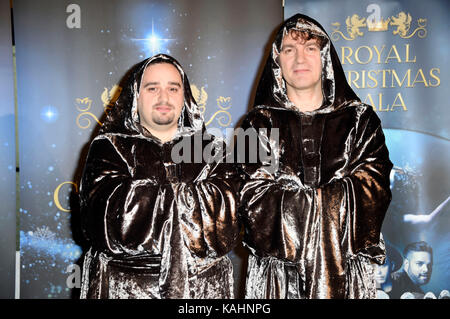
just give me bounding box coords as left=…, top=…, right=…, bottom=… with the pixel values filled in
left=390, top=12, right=427, bottom=38
left=331, top=11, right=427, bottom=41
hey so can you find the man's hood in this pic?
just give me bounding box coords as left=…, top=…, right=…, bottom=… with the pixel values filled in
left=100, top=54, right=204, bottom=140
left=254, top=14, right=360, bottom=113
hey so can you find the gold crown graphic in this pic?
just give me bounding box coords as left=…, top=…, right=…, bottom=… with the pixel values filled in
left=367, top=18, right=390, bottom=31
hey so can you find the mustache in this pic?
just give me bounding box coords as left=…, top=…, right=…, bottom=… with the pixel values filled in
left=153, top=102, right=175, bottom=109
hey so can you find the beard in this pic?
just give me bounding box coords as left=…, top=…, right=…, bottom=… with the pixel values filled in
left=152, top=102, right=176, bottom=125
left=416, top=274, right=430, bottom=285
left=152, top=112, right=175, bottom=125
left=410, top=272, right=430, bottom=285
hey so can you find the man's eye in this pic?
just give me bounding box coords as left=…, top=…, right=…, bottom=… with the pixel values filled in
left=283, top=48, right=293, bottom=54
left=148, top=87, right=157, bottom=92
left=169, top=87, right=179, bottom=93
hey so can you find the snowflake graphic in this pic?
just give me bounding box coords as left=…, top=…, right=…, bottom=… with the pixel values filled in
left=32, top=226, right=56, bottom=240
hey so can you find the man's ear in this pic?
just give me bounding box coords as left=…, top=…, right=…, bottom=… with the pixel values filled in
left=403, top=259, right=410, bottom=272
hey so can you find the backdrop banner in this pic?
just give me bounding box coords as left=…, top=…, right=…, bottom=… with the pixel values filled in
left=0, top=0, right=17, bottom=299
left=13, top=0, right=282, bottom=298
left=12, top=0, right=448, bottom=300
left=286, top=0, right=449, bottom=299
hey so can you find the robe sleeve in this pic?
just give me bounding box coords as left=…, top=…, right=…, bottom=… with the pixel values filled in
left=80, top=135, right=240, bottom=260
left=238, top=106, right=392, bottom=264
left=238, top=110, right=317, bottom=261
left=321, top=106, right=392, bottom=263
left=173, top=143, right=241, bottom=259
left=79, top=136, right=170, bottom=255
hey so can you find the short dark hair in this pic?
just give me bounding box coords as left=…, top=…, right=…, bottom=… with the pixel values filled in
left=403, top=241, right=433, bottom=259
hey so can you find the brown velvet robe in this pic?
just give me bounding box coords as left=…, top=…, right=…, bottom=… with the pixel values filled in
left=239, top=14, right=393, bottom=299
left=79, top=54, right=240, bottom=299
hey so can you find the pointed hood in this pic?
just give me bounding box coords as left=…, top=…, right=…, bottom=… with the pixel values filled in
left=100, top=54, right=204, bottom=140
left=254, top=14, right=359, bottom=113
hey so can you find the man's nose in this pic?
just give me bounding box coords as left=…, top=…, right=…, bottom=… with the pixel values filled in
left=158, top=88, right=168, bottom=101
left=295, top=48, right=305, bottom=63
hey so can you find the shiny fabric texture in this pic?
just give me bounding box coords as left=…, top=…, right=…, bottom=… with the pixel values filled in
left=79, top=54, right=240, bottom=299
left=239, top=14, right=393, bottom=299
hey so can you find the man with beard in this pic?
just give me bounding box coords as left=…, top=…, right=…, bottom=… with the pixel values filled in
left=390, top=241, right=433, bottom=299
left=238, top=14, right=393, bottom=299
left=79, top=54, right=240, bottom=299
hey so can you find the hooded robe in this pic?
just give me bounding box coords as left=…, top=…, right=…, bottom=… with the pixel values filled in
left=79, top=54, right=240, bottom=299
left=238, top=14, right=393, bottom=299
